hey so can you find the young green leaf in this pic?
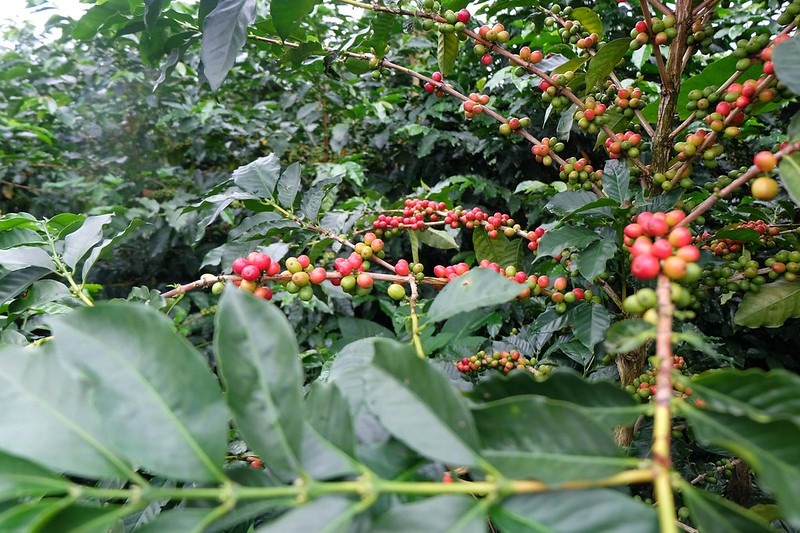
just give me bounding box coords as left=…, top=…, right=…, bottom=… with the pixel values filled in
left=426, top=268, right=525, bottom=323
left=438, top=31, right=459, bottom=77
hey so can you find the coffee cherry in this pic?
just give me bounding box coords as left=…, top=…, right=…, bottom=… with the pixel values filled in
left=298, top=285, right=314, bottom=301
left=232, top=257, right=249, bottom=275
left=395, top=259, right=410, bottom=276
left=240, top=279, right=257, bottom=292
left=457, top=8, right=470, bottom=23
left=387, top=283, right=406, bottom=300
left=631, top=254, right=660, bottom=280
left=309, top=267, right=327, bottom=284
left=662, top=256, right=687, bottom=280
left=254, top=286, right=273, bottom=300
left=753, top=151, right=777, bottom=172
left=240, top=265, right=261, bottom=281
left=750, top=176, right=779, bottom=200
left=357, top=273, right=373, bottom=289
left=211, top=281, right=225, bottom=295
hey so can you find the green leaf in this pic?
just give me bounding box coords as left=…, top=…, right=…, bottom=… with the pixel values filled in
left=427, top=268, right=526, bottom=323
left=551, top=56, right=589, bottom=76
left=215, top=289, right=304, bottom=481
left=680, top=368, right=800, bottom=424
left=474, top=396, right=635, bottom=482
left=256, top=496, right=354, bottom=532
left=473, top=226, right=523, bottom=268
left=233, top=154, right=281, bottom=199
left=276, top=162, right=302, bottom=209
left=0, top=347, right=134, bottom=479
left=39, top=503, right=128, bottom=533
left=604, top=319, right=655, bottom=353
left=201, top=0, right=257, bottom=91
left=305, top=382, right=355, bottom=457
left=81, top=218, right=146, bottom=280
left=0, top=246, right=54, bottom=270
left=733, top=279, right=800, bottom=328
left=575, top=240, right=617, bottom=281
left=557, top=104, right=576, bottom=142
left=536, top=226, right=600, bottom=258
left=788, top=110, right=800, bottom=139
left=491, top=489, right=658, bottom=533
left=469, top=371, right=642, bottom=428
left=144, top=0, right=165, bottom=34
left=585, top=39, right=628, bottom=92
left=300, top=173, right=343, bottom=222
left=683, top=406, right=800, bottom=527
left=53, top=303, right=227, bottom=483
left=370, top=495, right=484, bottom=533
left=713, top=227, right=761, bottom=243
left=363, top=340, right=482, bottom=466
left=0, top=266, right=50, bottom=305
left=681, top=482, right=773, bottom=533
left=545, top=190, right=597, bottom=216
left=136, top=508, right=221, bottom=533
left=368, top=12, right=395, bottom=59
left=71, top=0, right=130, bottom=40
left=602, top=159, right=630, bottom=203
left=779, top=152, right=800, bottom=208
left=417, top=227, right=458, bottom=250
left=0, top=499, right=73, bottom=532
left=271, top=0, right=319, bottom=40
left=773, top=36, right=800, bottom=95
left=0, top=451, right=72, bottom=502
left=571, top=7, right=602, bottom=37
left=570, top=302, right=612, bottom=350
left=437, top=31, right=459, bottom=77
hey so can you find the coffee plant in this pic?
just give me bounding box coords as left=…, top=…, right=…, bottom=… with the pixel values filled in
left=1, top=0, right=800, bottom=531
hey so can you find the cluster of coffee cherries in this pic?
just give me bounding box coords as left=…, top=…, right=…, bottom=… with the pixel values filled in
left=614, top=86, right=645, bottom=116
left=778, top=0, right=800, bottom=25
left=629, top=15, right=677, bottom=49
left=573, top=97, right=609, bottom=134
left=473, top=23, right=510, bottom=65
left=513, top=46, right=544, bottom=68
left=558, top=157, right=603, bottom=191
left=623, top=284, right=696, bottom=323
left=531, top=136, right=565, bottom=166
left=685, top=19, right=714, bottom=51
left=625, top=357, right=691, bottom=402
left=218, top=251, right=283, bottom=299
left=673, top=128, right=724, bottom=169
left=604, top=131, right=646, bottom=160
left=455, top=349, right=534, bottom=377
left=462, top=91, right=492, bottom=118
left=697, top=458, right=736, bottom=485
left=498, top=116, right=531, bottom=135
left=539, top=74, right=572, bottom=111
left=624, top=211, right=702, bottom=281
left=700, top=220, right=779, bottom=258
left=544, top=5, right=599, bottom=49
left=423, top=71, right=446, bottom=97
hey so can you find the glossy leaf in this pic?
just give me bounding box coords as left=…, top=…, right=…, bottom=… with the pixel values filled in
left=136, top=508, right=220, bottom=533
left=683, top=406, right=800, bottom=527
left=233, top=154, right=281, bottom=198
left=0, top=347, right=133, bottom=479
left=215, top=288, right=304, bottom=481
left=418, top=227, right=458, bottom=250
left=363, top=340, right=482, bottom=465
left=276, top=162, right=301, bottom=209
left=0, top=266, right=50, bottom=305
left=773, top=36, right=800, bottom=95
left=491, top=489, right=658, bottom=533
left=571, top=302, right=612, bottom=350
left=585, top=39, right=628, bottom=91
left=734, top=279, right=800, bottom=327
left=536, top=226, right=600, bottom=258
left=473, top=226, right=523, bottom=268
left=81, top=218, right=146, bottom=280
left=575, top=240, right=617, bottom=282
left=438, top=31, right=459, bottom=77
left=0, top=246, right=54, bottom=270
left=474, top=396, right=635, bottom=483
left=301, top=173, right=343, bottom=222
left=368, top=12, right=395, bottom=59
left=271, top=0, right=319, bottom=40
left=62, top=214, right=113, bottom=270
left=53, top=303, right=228, bottom=483
left=469, top=371, right=642, bottom=428
left=0, top=450, right=72, bottom=501
left=370, top=495, right=484, bottom=533
left=605, top=319, right=655, bottom=353
left=427, top=268, right=526, bottom=323
left=0, top=499, right=73, bottom=532
left=201, top=0, right=257, bottom=91
left=681, top=482, right=773, bottom=533
left=713, top=227, right=761, bottom=243
left=256, top=496, right=354, bottom=532
left=39, top=503, right=127, bottom=533
left=571, top=7, right=603, bottom=36
left=779, top=152, right=800, bottom=208
left=144, top=0, right=165, bottom=34
left=71, top=0, right=130, bottom=40
left=305, top=382, right=355, bottom=457
left=679, top=368, right=800, bottom=425
left=545, top=190, right=597, bottom=216
left=602, top=159, right=630, bottom=203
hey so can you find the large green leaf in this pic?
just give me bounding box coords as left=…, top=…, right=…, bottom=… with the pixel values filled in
left=0, top=347, right=134, bottom=480
left=0, top=246, right=54, bottom=270
left=491, top=489, right=658, bottom=533
left=469, top=371, right=642, bottom=428
left=38, top=503, right=128, bottom=533
left=585, top=39, right=628, bottom=92
left=61, top=214, right=113, bottom=270
left=53, top=303, right=228, bottom=483
left=575, top=240, right=617, bottom=281
left=368, top=12, right=396, bottom=59
left=733, top=279, right=800, bottom=328
left=144, top=0, right=165, bottom=34
left=71, top=0, right=130, bottom=40
left=0, top=451, right=72, bottom=502
left=418, top=227, right=458, bottom=250
left=370, top=495, right=484, bottom=533
left=604, top=319, right=655, bottom=353
left=681, top=482, right=773, bottom=533
left=438, top=31, right=459, bottom=77
left=215, top=288, right=304, bottom=481
left=683, top=406, right=800, bottom=527
left=536, top=226, right=599, bottom=257
left=305, top=382, right=355, bottom=457
left=271, top=0, right=320, bottom=40
left=779, top=152, right=800, bottom=208
left=474, top=396, right=636, bottom=483
left=256, top=496, right=354, bottom=532
left=0, top=266, right=51, bottom=305
left=426, top=268, right=525, bottom=323
left=602, top=159, right=629, bottom=203
left=571, top=7, right=603, bottom=36
left=363, top=340, right=482, bottom=466
left=773, top=36, right=800, bottom=95
left=473, top=226, right=523, bottom=268
left=0, top=499, right=74, bottom=532
left=570, top=302, right=612, bottom=350
left=136, top=508, right=221, bottom=533
left=201, top=0, right=257, bottom=92
left=680, top=368, right=800, bottom=425
left=233, top=154, right=281, bottom=198
left=80, top=218, right=146, bottom=280
left=276, top=162, right=301, bottom=209
left=545, top=190, right=597, bottom=216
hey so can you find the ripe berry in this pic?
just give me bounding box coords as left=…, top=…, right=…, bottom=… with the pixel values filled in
left=253, top=286, right=273, bottom=300
left=457, top=9, right=470, bottom=23
left=662, top=256, right=687, bottom=280
left=631, top=254, right=660, bottom=280
left=240, top=265, right=261, bottom=281
left=668, top=227, right=692, bottom=248
left=395, top=259, right=410, bottom=276
left=250, top=253, right=272, bottom=271
left=309, top=267, right=327, bottom=284
left=357, top=273, right=374, bottom=289
left=297, top=255, right=311, bottom=269
left=753, top=151, right=777, bottom=172
left=481, top=54, right=492, bottom=65
left=750, top=176, right=779, bottom=201
left=232, top=257, right=249, bottom=275
left=651, top=238, right=673, bottom=259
